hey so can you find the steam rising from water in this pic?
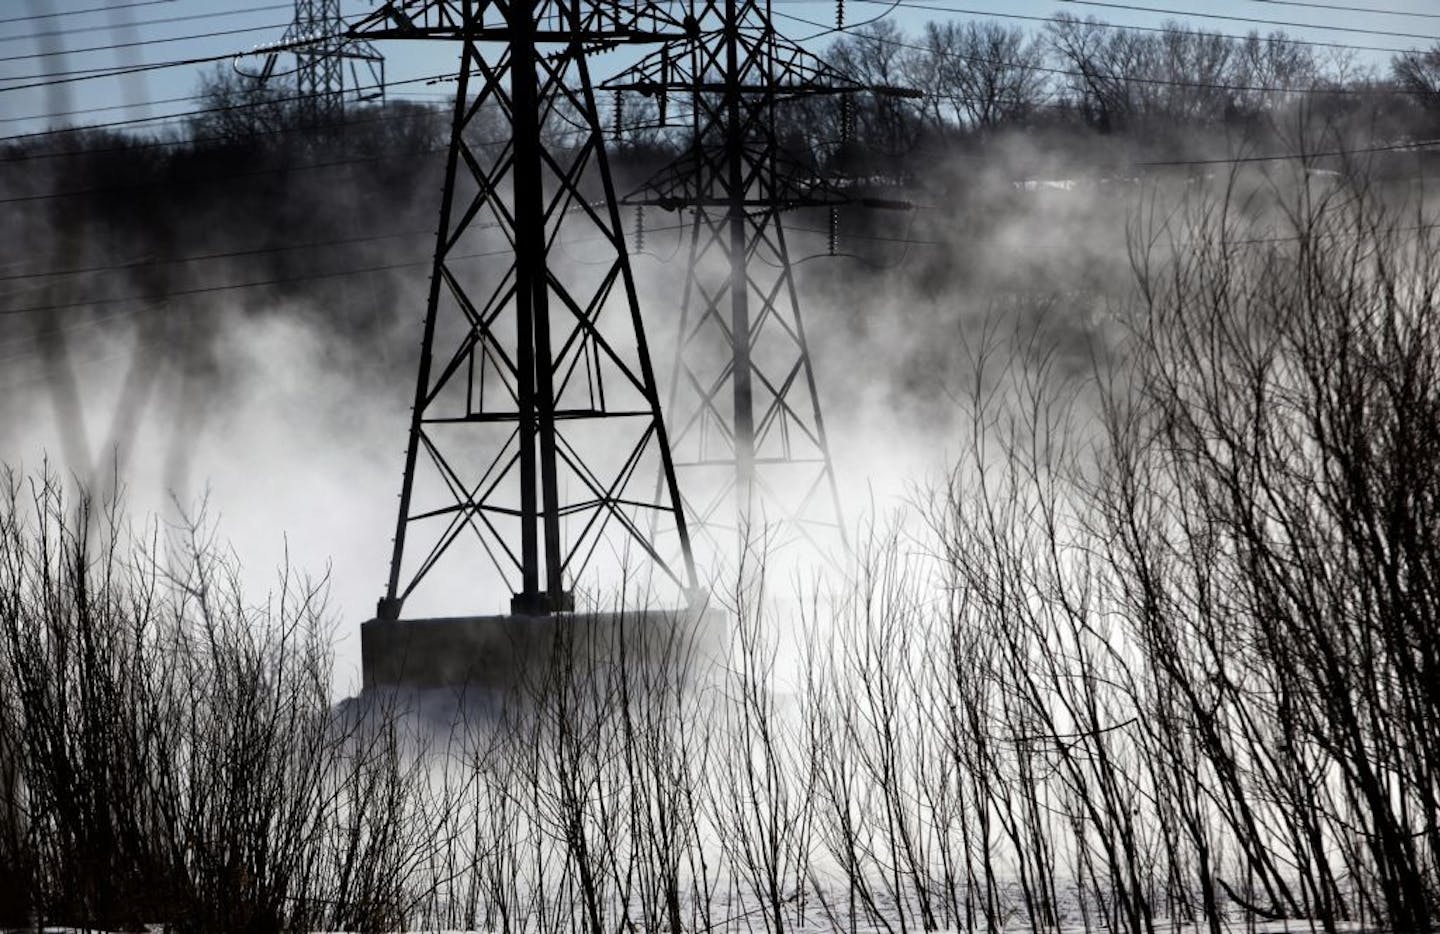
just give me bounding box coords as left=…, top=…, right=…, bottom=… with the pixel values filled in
left=3, top=114, right=1390, bottom=694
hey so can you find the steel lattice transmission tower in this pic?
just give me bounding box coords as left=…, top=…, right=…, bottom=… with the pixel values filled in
left=278, top=0, right=384, bottom=125
left=606, top=1, right=914, bottom=555
left=349, top=0, right=697, bottom=619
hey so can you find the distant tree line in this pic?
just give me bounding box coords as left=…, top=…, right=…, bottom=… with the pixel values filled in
left=3, top=14, right=1439, bottom=361
left=5, top=15, right=1440, bottom=199
left=794, top=15, right=1440, bottom=175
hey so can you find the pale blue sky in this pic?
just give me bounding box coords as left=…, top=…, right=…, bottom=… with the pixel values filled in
left=2, top=0, right=1438, bottom=140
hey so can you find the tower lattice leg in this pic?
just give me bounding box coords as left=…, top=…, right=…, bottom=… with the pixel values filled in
left=362, top=2, right=696, bottom=619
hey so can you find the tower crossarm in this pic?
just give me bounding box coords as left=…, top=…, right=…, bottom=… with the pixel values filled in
left=624, top=149, right=850, bottom=209
left=602, top=33, right=868, bottom=98
left=591, top=0, right=919, bottom=562
left=348, top=0, right=692, bottom=44
left=283, top=13, right=383, bottom=61
left=238, top=0, right=386, bottom=120
left=601, top=24, right=918, bottom=210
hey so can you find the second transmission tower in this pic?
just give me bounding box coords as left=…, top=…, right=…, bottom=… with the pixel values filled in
left=608, top=0, right=913, bottom=557
left=350, top=0, right=697, bottom=619
left=251, top=0, right=384, bottom=125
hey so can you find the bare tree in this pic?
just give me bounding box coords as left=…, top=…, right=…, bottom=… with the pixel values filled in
left=1392, top=44, right=1440, bottom=131
left=915, top=21, right=1050, bottom=133
left=829, top=22, right=926, bottom=161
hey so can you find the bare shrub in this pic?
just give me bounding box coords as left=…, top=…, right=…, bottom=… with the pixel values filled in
left=4, top=155, right=1436, bottom=933
left=0, top=471, right=420, bottom=931
left=1110, top=160, right=1440, bottom=930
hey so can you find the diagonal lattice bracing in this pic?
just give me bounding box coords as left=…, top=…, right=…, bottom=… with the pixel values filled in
left=660, top=206, right=841, bottom=554
left=351, top=0, right=696, bottom=618
left=603, top=0, right=917, bottom=562
left=245, top=0, right=384, bottom=124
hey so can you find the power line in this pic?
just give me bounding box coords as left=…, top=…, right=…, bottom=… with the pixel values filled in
left=1, top=255, right=437, bottom=317
left=0, top=5, right=1423, bottom=198
left=0, top=224, right=689, bottom=318
left=0, top=0, right=177, bottom=27
left=0, top=2, right=1418, bottom=105
left=1, top=90, right=215, bottom=126
left=0, top=100, right=447, bottom=163
left=829, top=0, right=1417, bottom=56
left=2, top=216, right=1429, bottom=326
left=0, top=28, right=339, bottom=94
left=1, top=50, right=277, bottom=93
left=787, top=224, right=940, bottom=245
left=0, top=80, right=1425, bottom=185
left=776, top=9, right=1414, bottom=95
left=0, top=229, right=434, bottom=284
left=776, top=215, right=1440, bottom=258
left=1055, top=0, right=1440, bottom=43
left=0, top=57, right=601, bottom=149
left=2, top=4, right=291, bottom=44
left=1224, top=219, right=1440, bottom=243
left=0, top=97, right=659, bottom=165
left=0, top=108, right=683, bottom=200
left=0, top=306, right=151, bottom=359
left=1134, top=137, right=1440, bottom=165
left=786, top=0, right=907, bottom=42
left=0, top=21, right=292, bottom=65
left=1, top=93, right=1427, bottom=202
left=0, top=73, right=448, bottom=152
left=1249, top=0, right=1440, bottom=18
left=0, top=83, right=446, bottom=128
left=0, top=146, right=448, bottom=206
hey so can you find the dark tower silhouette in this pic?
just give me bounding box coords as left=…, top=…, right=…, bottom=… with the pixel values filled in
left=350, top=0, right=697, bottom=619
left=607, top=0, right=915, bottom=556
left=247, top=0, right=385, bottom=125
